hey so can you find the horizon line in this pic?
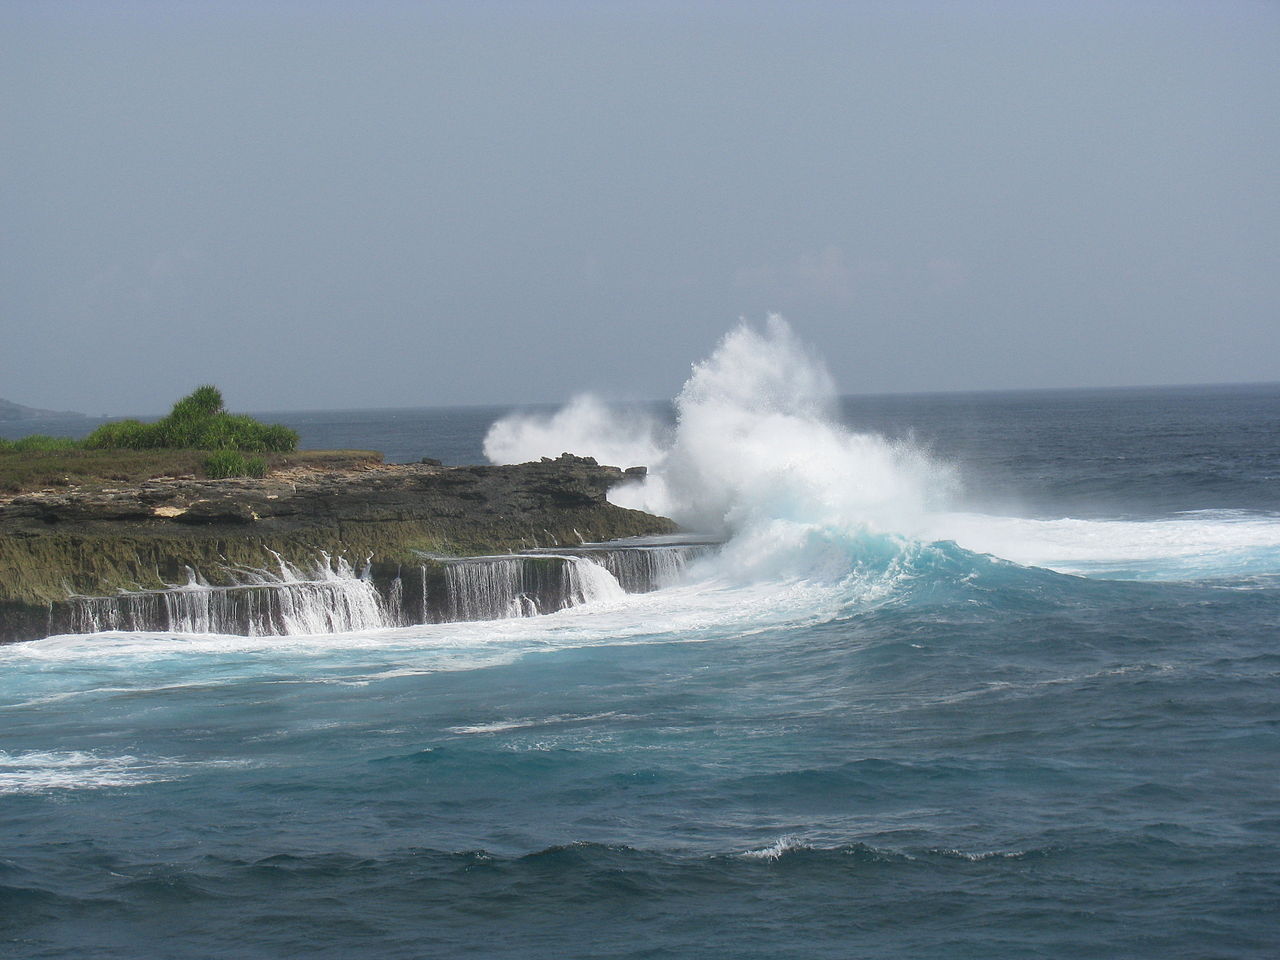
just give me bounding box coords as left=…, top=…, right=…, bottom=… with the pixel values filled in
left=263, top=376, right=1280, bottom=416
left=61, top=376, right=1280, bottom=421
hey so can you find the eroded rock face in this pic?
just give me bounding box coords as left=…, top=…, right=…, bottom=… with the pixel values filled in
left=0, top=454, right=677, bottom=643
left=1, top=455, right=649, bottom=533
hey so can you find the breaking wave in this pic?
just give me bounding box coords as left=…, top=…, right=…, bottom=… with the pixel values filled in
left=485, top=315, right=1280, bottom=585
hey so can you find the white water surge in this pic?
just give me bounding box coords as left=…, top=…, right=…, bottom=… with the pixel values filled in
left=487, top=316, right=955, bottom=585
left=490, top=317, right=951, bottom=542
left=485, top=316, right=1280, bottom=583
left=927, top=509, right=1280, bottom=580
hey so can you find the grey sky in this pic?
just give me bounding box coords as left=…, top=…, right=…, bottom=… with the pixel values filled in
left=3, top=0, right=1276, bottom=415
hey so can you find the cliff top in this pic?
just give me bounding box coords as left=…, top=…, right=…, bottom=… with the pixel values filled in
left=0, top=452, right=669, bottom=614
left=0, top=448, right=384, bottom=498
left=0, top=452, right=650, bottom=533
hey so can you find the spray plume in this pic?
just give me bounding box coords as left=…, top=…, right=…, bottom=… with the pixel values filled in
left=484, top=316, right=954, bottom=578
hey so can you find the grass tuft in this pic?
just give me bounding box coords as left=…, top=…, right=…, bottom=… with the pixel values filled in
left=203, top=451, right=268, bottom=479
left=11, top=434, right=81, bottom=452
left=83, top=385, right=299, bottom=453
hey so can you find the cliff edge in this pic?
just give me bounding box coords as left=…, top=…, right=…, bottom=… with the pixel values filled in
left=0, top=454, right=673, bottom=642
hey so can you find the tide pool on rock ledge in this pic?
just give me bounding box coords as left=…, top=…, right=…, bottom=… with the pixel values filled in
left=3, top=320, right=1279, bottom=959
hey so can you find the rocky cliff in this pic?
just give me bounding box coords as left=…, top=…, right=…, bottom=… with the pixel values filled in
left=0, top=454, right=674, bottom=643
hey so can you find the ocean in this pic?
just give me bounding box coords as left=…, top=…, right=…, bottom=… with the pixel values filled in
left=3, top=324, right=1279, bottom=959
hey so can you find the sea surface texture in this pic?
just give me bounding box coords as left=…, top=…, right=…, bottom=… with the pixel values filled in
left=3, top=358, right=1279, bottom=955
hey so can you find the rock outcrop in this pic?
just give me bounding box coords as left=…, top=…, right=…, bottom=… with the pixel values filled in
left=0, top=454, right=674, bottom=643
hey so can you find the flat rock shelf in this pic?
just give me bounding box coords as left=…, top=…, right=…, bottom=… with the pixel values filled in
left=0, top=454, right=681, bottom=644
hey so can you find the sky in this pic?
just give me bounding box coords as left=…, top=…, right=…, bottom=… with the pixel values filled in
left=3, top=0, right=1277, bottom=415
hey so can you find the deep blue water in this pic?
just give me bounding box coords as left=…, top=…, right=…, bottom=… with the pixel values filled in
left=3, top=384, right=1279, bottom=958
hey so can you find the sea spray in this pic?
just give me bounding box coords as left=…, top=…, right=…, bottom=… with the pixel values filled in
left=485, top=316, right=956, bottom=584
left=483, top=394, right=667, bottom=470
left=480, top=320, right=1280, bottom=585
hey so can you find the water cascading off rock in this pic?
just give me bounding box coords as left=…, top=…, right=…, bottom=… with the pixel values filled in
left=62, top=539, right=715, bottom=637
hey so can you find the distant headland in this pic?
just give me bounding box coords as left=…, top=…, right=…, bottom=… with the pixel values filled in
left=0, top=397, right=85, bottom=420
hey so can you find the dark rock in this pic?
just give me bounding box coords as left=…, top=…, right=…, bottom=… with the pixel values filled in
left=173, top=498, right=260, bottom=524
left=0, top=457, right=678, bottom=642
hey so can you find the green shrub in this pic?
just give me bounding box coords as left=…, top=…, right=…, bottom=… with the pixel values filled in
left=207, top=414, right=264, bottom=451
left=258, top=423, right=300, bottom=452
left=12, top=434, right=81, bottom=452
left=169, top=384, right=224, bottom=421
left=81, top=386, right=299, bottom=453
left=84, top=419, right=153, bottom=449
left=0, top=438, right=14, bottom=452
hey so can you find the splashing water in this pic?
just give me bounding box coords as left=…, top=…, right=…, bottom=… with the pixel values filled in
left=484, top=316, right=1280, bottom=584
left=483, top=394, right=666, bottom=471
left=69, top=552, right=393, bottom=637
left=486, top=316, right=955, bottom=583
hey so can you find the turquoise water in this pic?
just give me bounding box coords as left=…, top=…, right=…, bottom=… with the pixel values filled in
left=3, top=382, right=1280, bottom=958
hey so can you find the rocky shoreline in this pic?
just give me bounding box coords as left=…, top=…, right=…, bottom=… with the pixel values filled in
left=0, top=454, right=676, bottom=644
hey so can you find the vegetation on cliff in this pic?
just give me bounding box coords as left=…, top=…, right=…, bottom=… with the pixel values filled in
left=202, top=450, right=268, bottom=479
left=1, top=386, right=300, bottom=484
left=83, top=385, right=298, bottom=453
left=0, top=435, right=80, bottom=453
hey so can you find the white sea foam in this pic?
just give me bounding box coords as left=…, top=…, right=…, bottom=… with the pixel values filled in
left=0, top=749, right=248, bottom=794
left=447, top=712, right=620, bottom=735
left=0, top=568, right=874, bottom=700
left=928, top=509, right=1280, bottom=579
left=740, top=835, right=811, bottom=861
left=930, top=847, right=1031, bottom=862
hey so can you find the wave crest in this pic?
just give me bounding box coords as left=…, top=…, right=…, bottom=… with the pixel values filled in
left=487, top=316, right=955, bottom=584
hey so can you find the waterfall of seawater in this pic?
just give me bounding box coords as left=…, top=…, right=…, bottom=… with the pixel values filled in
left=595, top=545, right=712, bottom=592
left=442, top=558, right=536, bottom=622
left=63, top=540, right=713, bottom=637
left=70, top=555, right=392, bottom=637
left=525, top=540, right=716, bottom=593
left=440, top=555, right=627, bottom=622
